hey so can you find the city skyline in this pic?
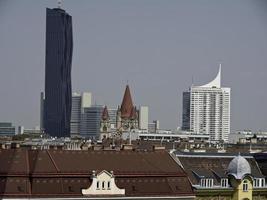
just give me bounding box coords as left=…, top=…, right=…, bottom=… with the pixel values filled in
left=0, top=0, right=267, bottom=131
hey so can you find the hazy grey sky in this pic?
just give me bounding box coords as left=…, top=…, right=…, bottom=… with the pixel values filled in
left=0, top=0, right=267, bottom=131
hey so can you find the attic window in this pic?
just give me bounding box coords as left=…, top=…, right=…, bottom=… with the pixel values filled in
left=102, top=181, right=105, bottom=190
left=221, top=178, right=228, bottom=188
left=96, top=181, right=100, bottom=190
left=200, top=178, right=214, bottom=188
left=253, top=178, right=265, bottom=188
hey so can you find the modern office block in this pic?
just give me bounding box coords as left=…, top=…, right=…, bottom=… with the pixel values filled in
left=80, top=105, right=104, bottom=138
left=182, top=65, right=231, bottom=142
left=0, top=122, right=16, bottom=136
left=44, top=7, right=73, bottom=137
left=139, top=106, right=149, bottom=131
left=148, top=120, right=160, bottom=133
left=70, top=92, right=92, bottom=135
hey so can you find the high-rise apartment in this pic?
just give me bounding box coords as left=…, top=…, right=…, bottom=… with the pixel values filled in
left=182, top=65, right=231, bottom=142
left=44, top=6, right=73, bottom=137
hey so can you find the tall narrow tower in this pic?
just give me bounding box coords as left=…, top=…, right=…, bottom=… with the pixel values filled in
left=44, top=6, right=73, bottom=137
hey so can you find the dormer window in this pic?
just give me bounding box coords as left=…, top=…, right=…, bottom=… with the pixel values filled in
left=200, top=178, right=213, bottom=188
left=96, top=181, right=100, bottom=190
left=82, top=170, right=125, bottom=196
left=221, top=178, right=228, bottom=188
left=253, top=178, right=265, bottom=188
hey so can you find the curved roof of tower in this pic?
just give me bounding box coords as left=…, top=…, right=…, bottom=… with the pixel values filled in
left=227, top=154, right=251, bottom=180
left=198, top=64, right=221, bottom=88
left=120, top=85, right=134, bottom=118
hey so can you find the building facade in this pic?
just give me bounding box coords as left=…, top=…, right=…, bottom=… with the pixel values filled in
left=80, top=105, right=104, bottom=138
left=182, top=65, right=231, bottom=142
left=70, top=92, right=92, bottom=135
left=0, top=122, right=15, bottom=136
left=44, top=7, right=73, bottom=138
left=176, top=152, right=267, bottom=200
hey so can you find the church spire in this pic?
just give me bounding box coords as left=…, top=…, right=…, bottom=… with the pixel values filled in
left=102, top=106, right=109, bottom=120
left=120, top=85, right=134, bottom=118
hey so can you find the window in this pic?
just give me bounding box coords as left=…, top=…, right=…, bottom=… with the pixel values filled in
left=107, top=181, right=111, bottom=190
left=96, top=181, right=100, bottom=190
left=102, top=181, right=105, bottom=190
left=200, top=178, right=214, bottom=188
left=243, top=180, right=248, bottom=192
left=221, top=178, right=228, bottom=188
left=253, top=178, right=265, bottom=188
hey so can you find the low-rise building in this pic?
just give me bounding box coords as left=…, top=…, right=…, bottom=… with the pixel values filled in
left=0, top=149, right=195, bottom=199
left=175, top=152, right=267, bottom=200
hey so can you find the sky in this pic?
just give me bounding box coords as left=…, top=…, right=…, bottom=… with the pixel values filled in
left=0, top=0, right=267, bottom=131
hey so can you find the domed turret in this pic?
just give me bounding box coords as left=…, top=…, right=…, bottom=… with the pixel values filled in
left=227, top=154, right=251, bottom=180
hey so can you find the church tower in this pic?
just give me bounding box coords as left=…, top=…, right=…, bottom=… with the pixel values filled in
left=116, top=85, right=139, bottom=132
left=100, top=106, right=111, bottom=140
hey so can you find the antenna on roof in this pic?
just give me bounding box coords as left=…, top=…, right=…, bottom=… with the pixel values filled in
left=57, top=0, right=62, bottom=8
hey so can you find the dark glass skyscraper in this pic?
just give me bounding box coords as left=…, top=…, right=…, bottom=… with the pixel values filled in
left=44, top=7, right=73, bottom=137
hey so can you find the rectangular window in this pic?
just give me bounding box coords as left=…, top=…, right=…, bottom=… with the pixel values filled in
left=107, top=181, right=111, bottom=190
left=243, top=180, right=248, bottom=192
left=221, top=178, right=228, bottom=188
left=96, top=181, right=100, bottom=190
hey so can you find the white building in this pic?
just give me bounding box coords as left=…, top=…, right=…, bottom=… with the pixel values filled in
left=182, top=65, right=231, bottom=142
left=139, top=106, right=149, bottom=131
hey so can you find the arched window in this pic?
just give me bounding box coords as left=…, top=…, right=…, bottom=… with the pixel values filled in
left=96, top=181, right=100, bottom=190
left=102, top=181, right=105, bottom=190
left=243, top=180, right=248, bottom=192
left=107, top=181, right=111, bottom=190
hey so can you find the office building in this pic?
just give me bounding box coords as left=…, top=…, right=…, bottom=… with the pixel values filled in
left=0, top=122, right=16, bottom=136
left=139, top=106, right=149, bottom=131
left=182, top=65, right=231, bottom=142
left=44, top=6, right=73, bottom=137
left=148, top=120, right=160, bottom=133
left=80, top=105, right=104, bottom=138
left=71, top=92, right=92, bottom=135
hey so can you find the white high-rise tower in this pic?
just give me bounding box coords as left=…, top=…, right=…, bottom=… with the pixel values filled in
left=182, top=65, right=231, bottom=142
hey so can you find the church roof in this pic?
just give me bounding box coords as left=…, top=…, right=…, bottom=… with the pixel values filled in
left=130, top=106, right=138, bottom=120
left=120, top=85, right=134, bottom=118
left=101, top=106, right=109, bottom=120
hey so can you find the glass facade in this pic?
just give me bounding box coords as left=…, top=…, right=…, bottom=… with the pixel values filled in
left=44, top=8, right=73, bottom=137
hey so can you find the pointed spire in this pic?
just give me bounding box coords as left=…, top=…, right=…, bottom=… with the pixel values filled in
left=102, top=106, right=109, bottom=120
left=120, top=85, right=134, bottom=118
